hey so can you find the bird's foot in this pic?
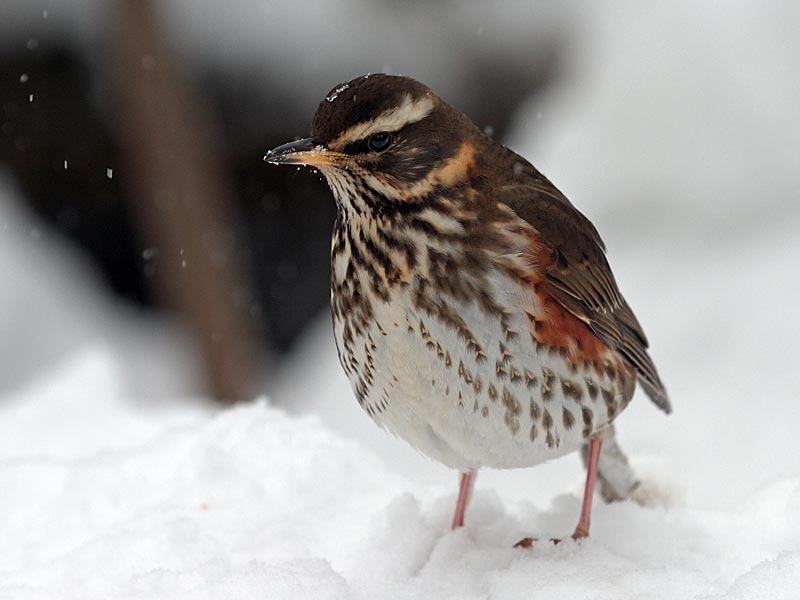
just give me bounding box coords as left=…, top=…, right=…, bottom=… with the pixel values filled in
left=513, top=537, right=562, bottom=549
left=514, top=436, right=599, bottom=550
left=571, top=524, right=589, bottom=540
left=514, top=527, right=589, bottom=549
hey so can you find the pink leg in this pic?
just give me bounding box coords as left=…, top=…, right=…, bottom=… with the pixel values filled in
left=451, top=469, right=477, bottom=529
left=515, top=436, right=604, bottom=548
left=572, top=436, right=603, bottom=539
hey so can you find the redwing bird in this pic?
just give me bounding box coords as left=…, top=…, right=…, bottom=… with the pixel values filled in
left=266, top=74, right=670, bottom=544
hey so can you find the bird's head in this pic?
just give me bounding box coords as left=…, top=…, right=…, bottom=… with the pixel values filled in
left=265, top=74, right=482, bottom=207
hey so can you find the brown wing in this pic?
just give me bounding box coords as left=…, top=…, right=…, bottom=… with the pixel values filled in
left=498, top=181, right=671, bottom=414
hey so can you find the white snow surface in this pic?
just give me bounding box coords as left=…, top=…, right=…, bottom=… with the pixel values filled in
left=2, top=351, right=799, bottom=599
left=4, top=1, right=800, bottom=598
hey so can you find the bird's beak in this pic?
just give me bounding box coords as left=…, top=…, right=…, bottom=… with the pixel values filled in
left=263, top=137, right=343, bottom=167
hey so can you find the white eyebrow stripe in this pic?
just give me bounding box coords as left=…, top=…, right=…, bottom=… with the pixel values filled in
left=332, top=94, right=435, bottom=147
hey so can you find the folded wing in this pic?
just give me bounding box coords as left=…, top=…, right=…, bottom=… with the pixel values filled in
left=498, top=182, right=671, bottom=414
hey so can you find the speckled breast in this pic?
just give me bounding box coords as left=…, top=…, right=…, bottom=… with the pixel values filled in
left=330, top=213, right=634, bottom=472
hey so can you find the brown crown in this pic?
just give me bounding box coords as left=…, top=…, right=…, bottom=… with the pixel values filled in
left=311, top=74, right=434, bottom=143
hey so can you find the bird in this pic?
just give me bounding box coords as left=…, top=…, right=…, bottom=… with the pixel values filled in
left=265, top=74, right=670, bottom=544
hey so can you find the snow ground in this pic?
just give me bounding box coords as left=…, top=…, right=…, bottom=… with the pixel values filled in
left=3, top=1, right=800, bottom=598
left=1, top=352, right=798, bottom=599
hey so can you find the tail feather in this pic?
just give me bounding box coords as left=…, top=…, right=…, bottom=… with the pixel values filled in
left=617, top=320, right=671, bottom=414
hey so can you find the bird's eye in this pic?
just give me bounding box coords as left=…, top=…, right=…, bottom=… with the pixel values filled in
left=367, top=132, right=393, bottom=152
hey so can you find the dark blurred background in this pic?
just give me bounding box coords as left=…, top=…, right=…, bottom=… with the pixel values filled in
left=0, top=0, right=568, bottom=401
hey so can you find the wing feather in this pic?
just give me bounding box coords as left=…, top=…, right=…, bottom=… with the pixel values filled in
left=498, top=182, right=671, bottom=413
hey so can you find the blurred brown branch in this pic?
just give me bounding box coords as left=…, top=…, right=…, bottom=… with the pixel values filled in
left=113, top=0, right=265, bottom=401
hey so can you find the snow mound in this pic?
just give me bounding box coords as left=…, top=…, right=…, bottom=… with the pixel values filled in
left=2, top=352, right=798, bottom=599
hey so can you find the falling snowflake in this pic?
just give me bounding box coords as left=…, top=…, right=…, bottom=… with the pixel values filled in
left=326, top=83, right=350, bottom=103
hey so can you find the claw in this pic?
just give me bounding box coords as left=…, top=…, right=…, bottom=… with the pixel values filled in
left=514, top=536, right=572, bottom=549
left=572, top=525, right=590, bottom=540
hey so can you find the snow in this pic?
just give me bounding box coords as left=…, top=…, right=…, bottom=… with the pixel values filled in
left=0, top=175, right=203, bottom=400
left=326, top=83, right=351, bottom=103
left=2, top=187, right=799, bottom=597
left=3, top=1, right=800, bottom=597
left=1, top=350, right=798, bottom=599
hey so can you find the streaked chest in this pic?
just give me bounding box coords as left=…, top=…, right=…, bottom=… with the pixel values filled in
left=329, top=205, right=631, bottom=469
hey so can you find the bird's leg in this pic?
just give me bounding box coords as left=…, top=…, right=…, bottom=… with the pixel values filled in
left=572, top=435, right=603, bottom=539
left=451, top=469, right=477, bottom=529
left=515, top=435, right=604, bottom=548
